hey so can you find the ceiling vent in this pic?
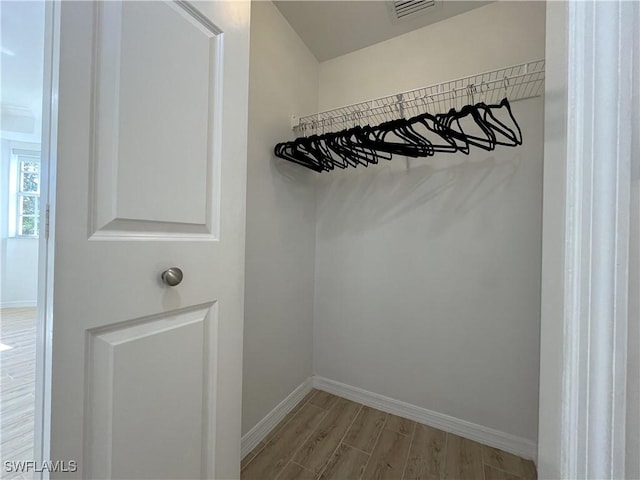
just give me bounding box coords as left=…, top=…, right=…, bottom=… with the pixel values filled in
left=389, top=0, right=437, bottom=20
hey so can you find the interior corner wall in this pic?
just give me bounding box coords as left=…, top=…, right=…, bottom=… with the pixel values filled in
left=242, top=1, right=319, bottom=436
left=313, top=1, right=545, bottom=444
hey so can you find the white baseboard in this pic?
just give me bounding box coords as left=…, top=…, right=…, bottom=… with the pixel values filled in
left=312, top=376, right=537, bottom=462
left=241, top=378, right=313, bottom=459
left=0, top=301, right=36, bottom=308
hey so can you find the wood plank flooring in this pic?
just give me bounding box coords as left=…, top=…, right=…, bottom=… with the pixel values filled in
left=1, top=308, right=36, bottom=480
left=241, top=390, right=536, bottom=480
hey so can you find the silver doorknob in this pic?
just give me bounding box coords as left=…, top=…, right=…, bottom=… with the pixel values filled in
left=161, top=267, right=183, bottom=287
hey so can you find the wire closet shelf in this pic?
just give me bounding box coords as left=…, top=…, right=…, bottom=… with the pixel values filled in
left=293, top=59, right=545, bottom=135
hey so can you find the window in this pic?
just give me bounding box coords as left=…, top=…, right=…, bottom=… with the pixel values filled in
left=11, top=149, right=41, bottom=237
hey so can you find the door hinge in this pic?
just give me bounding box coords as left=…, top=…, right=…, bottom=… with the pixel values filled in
left=45, top=204, right=50, bottom=240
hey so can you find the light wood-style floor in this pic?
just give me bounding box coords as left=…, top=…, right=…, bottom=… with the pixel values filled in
left=241, top=390, right=536, bottom=480
left=1, top=307, right=36, bottom=480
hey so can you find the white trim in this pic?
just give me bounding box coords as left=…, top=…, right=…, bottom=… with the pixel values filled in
left=562, top=1, right=635, bottom=478
left=540, top=1, right=638, bottom=478
left=560, top=2, right=634, bottom=478
left=240, top=378, right=313, bottom=459
left=0, top=301, right=37, bottom=308
left=312, top=376, right=537, bottom=462
left=34, top=1, right=60, bottom=477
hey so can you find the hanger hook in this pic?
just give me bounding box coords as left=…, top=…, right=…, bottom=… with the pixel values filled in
left=420, top=92, right=428, bottom=108
left=396, top=93, right=405, bottom=119
left=449, top=87, right=457, bottom=111
left=362, top=104, right=371, bottom=125
left=420, top=92, right=431, bottom=114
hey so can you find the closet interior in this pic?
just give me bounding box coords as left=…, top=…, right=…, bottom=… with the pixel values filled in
left=243, top=2, right=546, bottom=479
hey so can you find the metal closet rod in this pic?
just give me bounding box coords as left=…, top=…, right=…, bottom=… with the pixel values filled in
left=292, top=59, right=545, bottom=134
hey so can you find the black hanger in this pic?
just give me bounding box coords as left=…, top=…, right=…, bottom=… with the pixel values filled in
left=436, top=105, right=496, bottom=152
left=359, top=119, right=432, bottom=158
left=274, top=141, right=324, bottom=172
left=306, top=134, right=348, bottom=170
left=316, top=131, right=351, bottom=169
left=274, top=93, right=523, bottom=172
left=475, top=98, right=522, bottom=147
left=406, top=112, right=463, bottom=154
left=339, top=126, right=390, bottom=167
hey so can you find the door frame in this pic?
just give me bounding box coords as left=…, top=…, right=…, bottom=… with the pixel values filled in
left=34, top=0, right=59, bottom=476
left=33, top=0, right=637, bottom=478
left=539, top=1, right=638, bottom=478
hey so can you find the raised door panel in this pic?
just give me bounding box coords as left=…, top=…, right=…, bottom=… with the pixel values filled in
left=91, top=1, right=222, bottom=239
left=87, top=305, right=216, bottom=479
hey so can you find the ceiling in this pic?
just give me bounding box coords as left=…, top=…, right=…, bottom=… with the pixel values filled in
left=0, top=0, right=45, bottom=140
left=274, top=1, right=491, bottom=62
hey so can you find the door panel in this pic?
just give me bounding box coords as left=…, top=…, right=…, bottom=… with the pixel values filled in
left=91, top=1, right=222, bottom=237
left=88, top=305, right=215, bottom=479
left=51, top=1, right=250, bottom=478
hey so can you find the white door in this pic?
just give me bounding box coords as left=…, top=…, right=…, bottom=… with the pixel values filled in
left=49, top=1, right=250, bottom=478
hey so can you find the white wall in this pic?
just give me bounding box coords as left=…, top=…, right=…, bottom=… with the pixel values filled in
left=242, top=1, right=318, bottom=435
left=628, top=150, right=639, bottom=480
left=1, top=139, right=40, bottom=308
left=627, top=5, right=640, bottom=475
left=1, top=240, right=39, bottom=306
left=313, top=1, right=545, bottom=445
left=318, top=2, right=545, bottom=111
left=0, top=0, right=44, bottom=308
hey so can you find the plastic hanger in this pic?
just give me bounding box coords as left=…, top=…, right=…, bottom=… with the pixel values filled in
left=274, top=85, right=524, bottom=172
left=476, top=97, right=523, bottom=147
